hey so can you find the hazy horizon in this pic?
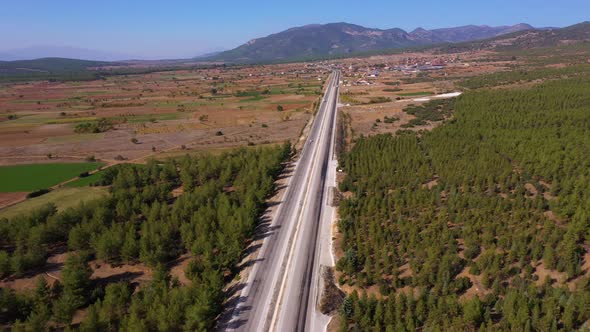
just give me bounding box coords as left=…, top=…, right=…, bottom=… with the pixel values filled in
left=1, top=0, right=588, bottom=60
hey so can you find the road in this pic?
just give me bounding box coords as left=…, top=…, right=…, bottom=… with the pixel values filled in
left=225, top=70, right=340, bottom=332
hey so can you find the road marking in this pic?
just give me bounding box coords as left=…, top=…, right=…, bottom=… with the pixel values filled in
left=226, top=76, right=333, bottom=331
left=269, top=73, right=338, bottom=331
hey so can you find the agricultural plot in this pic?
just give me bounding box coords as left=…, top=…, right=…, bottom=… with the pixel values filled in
left=0, top=63, right=327, bottom=164
left=0, top=162, right=102, bottom=192
left=0, top=187, right=108, bottom=219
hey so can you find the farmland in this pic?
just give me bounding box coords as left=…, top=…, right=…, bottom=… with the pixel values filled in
left=0, top=62, right=327, bottom=208
left=0, top=63, right=327, bottom=165
left=0, top=162, right=102, bottom=192
left=0, top=187, right=109, bottom=220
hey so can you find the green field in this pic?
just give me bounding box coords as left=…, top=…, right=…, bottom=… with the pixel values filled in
left=120, top=112, right=183, bottom=123
left=0, top=187, right=109, bottom=219
left=239, top=95, right=268, bottom=102
left=0, top=162, right=103, bottom=192
left=45, top=133, right=105, bottom=144
left=398, top=91, right=434, bottom=96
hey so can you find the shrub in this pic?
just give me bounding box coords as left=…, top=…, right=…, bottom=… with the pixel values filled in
left=74, top=118, right=113, bottom=134
left=27, top=188, right=51, bottom=198
left=367, top=97, right=392, bottom=104
left=384, top=116, right=399, bottom=123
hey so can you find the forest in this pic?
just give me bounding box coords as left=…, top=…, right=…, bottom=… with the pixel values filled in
left=336, top=75, right=590, bottom=331
left=0, top=144, right=291, bottom=331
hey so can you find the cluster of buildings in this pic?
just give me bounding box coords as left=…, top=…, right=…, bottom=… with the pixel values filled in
left=335, top=54, right=465, bottom=85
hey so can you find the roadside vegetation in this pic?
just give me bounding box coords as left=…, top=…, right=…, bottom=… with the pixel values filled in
left=336, top=75, right=590, bottom=331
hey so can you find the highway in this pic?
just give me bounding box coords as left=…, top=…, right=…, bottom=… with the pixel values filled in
left=225, top=70, right=340, bottom=332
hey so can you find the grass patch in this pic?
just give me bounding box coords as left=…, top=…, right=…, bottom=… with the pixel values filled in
left=239, top=95, right=268, bottom=102
left=45, top=133, right=105, bottom=144
left=366, top=97, right=392, bottom=104
left=76, top=90, right=109, bottom=96
left=398, top=91, right=434, bottom=97
left=10, top=98, right=72, bottom=104
left=0, top=187, right=109, bottom=219
left=120, top=113, right=182, bottom=123
left=0, top=162, right=103, bottom=192
left=0, top=114, right=54, bottom=125
left=46, top=116, right=98, bottom=124
left=71, top=105, right=95, bottom=110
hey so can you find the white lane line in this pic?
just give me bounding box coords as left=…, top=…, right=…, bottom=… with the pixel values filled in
left=310, top=73, right=341, bottom=332
left=260, top=83, right=333, bottom=330
left=226, top=75, right=333, bottom=331
left=269, top=74, right=337, bottom=332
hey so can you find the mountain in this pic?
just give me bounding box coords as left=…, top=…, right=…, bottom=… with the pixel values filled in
left=0, top=46, right=136, bottom=62
left=193, top=50, right=225, bottom=59
left=439, top=21, right=590, bottom=52
left=208, top=22, right=535, bottom=63
left=415, top=23, right=534, bottom=43
left=0, top=57, right=111, bottom=73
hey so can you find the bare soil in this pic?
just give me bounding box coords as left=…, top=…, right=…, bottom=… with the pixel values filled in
left=0, top=192, right=27, bottom=209
left=0, top=63, right=328, bottom=165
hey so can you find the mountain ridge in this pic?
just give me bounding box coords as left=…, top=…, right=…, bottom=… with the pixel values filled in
left=207, top=22, right=536, bottom=62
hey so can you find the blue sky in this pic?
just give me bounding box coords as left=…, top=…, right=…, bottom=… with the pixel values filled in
left=1, top=0, right=588, bottom=58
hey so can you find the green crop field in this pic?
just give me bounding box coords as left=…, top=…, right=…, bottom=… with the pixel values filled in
left=0, top=187, right=109, bottom=219
left=0, top=162, right=103, bottom=192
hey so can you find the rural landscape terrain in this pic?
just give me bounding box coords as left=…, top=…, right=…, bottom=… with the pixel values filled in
left=1, top=9, right=590, bottom=332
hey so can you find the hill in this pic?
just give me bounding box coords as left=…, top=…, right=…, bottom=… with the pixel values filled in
left=438, top=21, right=590, bottom=53
left=0, top=57, right=114, bottom=82
left=0, top=46, right=136, bottom=62
left=208, top=22, right=534, bottom=63
left=0, top=57, right=111, bottom=73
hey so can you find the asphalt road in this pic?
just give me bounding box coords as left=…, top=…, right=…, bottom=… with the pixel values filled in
left=225, top=70, right=340, bottom=332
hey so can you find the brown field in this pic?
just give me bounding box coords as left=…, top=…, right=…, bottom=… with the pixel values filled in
left=0, top=63, right=328, bottom=165
left=0, top=192, right=27, bottom=209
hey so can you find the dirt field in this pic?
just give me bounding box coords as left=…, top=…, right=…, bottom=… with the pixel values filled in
left=0, top=192, right=27, bottom=209
left=0, top=63, right=328, bottom=165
